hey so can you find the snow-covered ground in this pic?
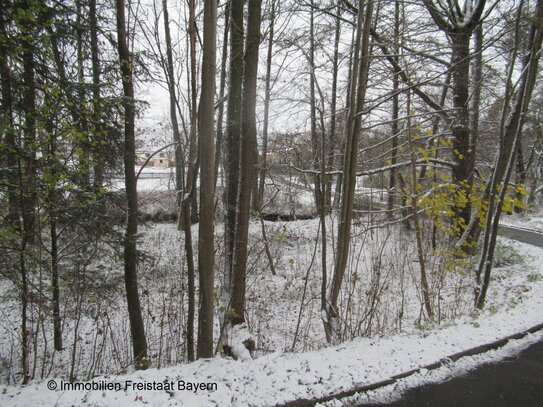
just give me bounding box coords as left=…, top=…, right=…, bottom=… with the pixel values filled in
left=501, top=207, right=543, bottom=232
left=1, top=265, right=542, bottom=406
left=1, top=212, right=542, bottom=406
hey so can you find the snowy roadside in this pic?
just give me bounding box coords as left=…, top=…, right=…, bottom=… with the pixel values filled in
left=1, top=239, right=542, bottom=407
left=501, top=209, right=543, bottom=233
left=332, top=328, right=543, bottom=406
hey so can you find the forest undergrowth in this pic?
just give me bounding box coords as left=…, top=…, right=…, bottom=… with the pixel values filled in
left=0, top=210, right=537, bottom=385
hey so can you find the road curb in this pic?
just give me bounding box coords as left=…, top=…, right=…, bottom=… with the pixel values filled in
left=274, top=322, right=543, bottom=407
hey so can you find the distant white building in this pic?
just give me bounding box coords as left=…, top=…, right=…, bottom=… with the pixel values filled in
left=136, top=149, right=175, bottom=168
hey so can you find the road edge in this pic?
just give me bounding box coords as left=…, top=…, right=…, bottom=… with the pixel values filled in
left=275, top=322, right=543, bottom=407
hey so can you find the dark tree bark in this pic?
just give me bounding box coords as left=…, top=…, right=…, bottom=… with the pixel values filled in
left=215, top=0, right=230, bottom=186
left=187, top=0, right=199, bottom=225
left=18, top=0, right=37, bottom=382
left=421, top=0, right=488, bottom=232
left=115, top=0, right=149, bottom=370
left=0, top=5, right=18, bottom=227
left=230, top=0, right=262, bottom=327
left=387, top=0, right=400, bottom=218
left=197, top=0, right=217, bottom=359
left=449, top=31, right=472, bottom=227
left=76, top=0, right=90, bottom=188
left=20, top=0, right=37, bottom=245
left=46, top=122, right=63, bottom=352
left=89, top=0, right=104, bottom=193
left=223, top=0, right=244, bottom=296
left=1, top=3, right=30, bottom=383
left=469, top=23, right=483, bottom=191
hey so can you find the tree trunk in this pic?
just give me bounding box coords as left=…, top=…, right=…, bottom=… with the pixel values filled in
left=230, top=0, right=262, bottom=327
left=387, top=0, right=400, bottom=218
left=20, top=0, right=37, bottom=245
left=406, top=90, right=433, bottom=319
left=215, top=0, right=230, bottom=186
left=469, top=23, right=483, bottom=195
left=47, top=124, right=63, bottom=352
left=258, top=0, right=276, bottom=208
left=223, top=0, right=244, bottom=297
left=514, top=140, right=527, bottom=213
left=421, top=0, right=488, bottom=236
left=0, top=6, right=18, bottom=226
left=76, top=0, right=90, bottom=188
left=197, top=0, right=217, bottom=359
left=309, top=2, right=322, bottom=213
left=475, top=0, right=543, bottom=309
left=325, top=0, right=373, bottom=343
left=162, top=0, right=196, bottom=362
left=449, top=31, right=473, bottom=230
left=89, top=0, right=104, bottom=193
left=327, top=3, right=341, bottom=208
left=187, top=0, right=199, bottom=225
left=115, top=0, right=149, bottom=370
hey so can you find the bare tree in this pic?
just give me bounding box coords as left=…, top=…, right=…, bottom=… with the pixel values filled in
left=258, top=0, right=277, bottom=208
left=223, top=0, right=244, bottom=311
left=387, top=0, right=401, bottom=218
left=324, top=0, right=373, bottom=343
left=197, top=0, right=217, bottom=359
left=230, top=0, right=262, bottom=327
left=115, top=0, right=148, bottom=369
left=475, top=0, right=543, bottom=309
left=160, top=0, right=198, bottom=362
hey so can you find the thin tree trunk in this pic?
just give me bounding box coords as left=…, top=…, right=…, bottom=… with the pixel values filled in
left=515, top=139, right=527, bottom=213
left=258, top=0, right=276, bottom=208
left=309, top=1, right=322, bottom=213
left=230, top=0, right=262, bottom=327
left=90, top=0, right=104, bottom=193
left=476, top=0, right=543, bottom=309
left=115, top=0, right=148, bottom=369
left=0, top=6, right=18, bottom=226
left=18, top=0, right=37, bottom=380
left=20, top=0, right=37, bottom=245
left=325, top=0, right=373, bottom=343
left=76, top=0, right=90, bottom=188
left=406, top=90, right=433, bottom=319
left=162, top=0, right=184, bottom=222
left=197, top=0, right=217, bottom=359
left=187, top=0, right=199, bottom=224
left=333, top=21, right=356, bottom=208
left=320, top=54, right=328, bottom=317
left=19, top=242, right=30, bottom=384
left=224, top=0, right=244, bottom=297
left=0, top=5, right=29, bottom=382
left=387, top=0, right=400, bottom=219
left=162, top=0, right=196, bottom=362
left=327, top=3, right=341, bottom=208
left=215, top=0, right=230, bottom=186
left=47, top=125, right=63, bottom=352
left=469, top=23, right=483, bottom=194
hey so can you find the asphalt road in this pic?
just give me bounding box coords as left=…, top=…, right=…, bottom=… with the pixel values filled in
left=355, top=225, right=543, bottom=407
left=357, top=337, right=543, bottom=407
left=498, top=225, right=543, bottom=247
